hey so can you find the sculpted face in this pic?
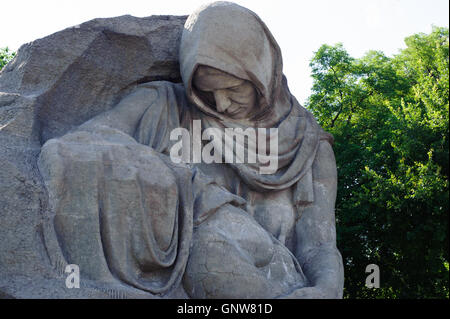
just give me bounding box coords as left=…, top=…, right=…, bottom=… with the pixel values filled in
left=193, top=65, right=258, bottom=119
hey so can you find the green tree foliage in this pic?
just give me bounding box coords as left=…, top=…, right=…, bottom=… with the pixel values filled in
left=0, top=47, right=15, bottom=70
left=307, top=26, right=449, bottom=298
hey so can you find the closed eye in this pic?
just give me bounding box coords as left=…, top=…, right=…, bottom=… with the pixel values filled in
left=229, top=98, right=245, bottom=106
left=228, top=85, right=243, bottom=93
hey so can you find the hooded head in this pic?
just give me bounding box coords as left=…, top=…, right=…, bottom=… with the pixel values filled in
left=178, top=1, right=332, bottom=210
left=179, top=1, right=290, bottom=126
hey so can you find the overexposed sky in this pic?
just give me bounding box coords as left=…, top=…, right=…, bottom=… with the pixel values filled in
left=1, top=0, right=448, bottom=103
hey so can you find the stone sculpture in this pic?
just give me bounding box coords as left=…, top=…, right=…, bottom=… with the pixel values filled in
left=0, top=2, right=343, bottom=298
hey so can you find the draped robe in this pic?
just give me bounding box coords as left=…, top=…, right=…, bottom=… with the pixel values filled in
left=37, top=1, right=334, bottom=298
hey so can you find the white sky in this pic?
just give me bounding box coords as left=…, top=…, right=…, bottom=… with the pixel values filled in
left=1, top=0, right=449, bottom=104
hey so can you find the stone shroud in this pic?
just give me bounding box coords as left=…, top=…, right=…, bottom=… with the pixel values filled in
left=0, top=15, right=188, bottom=298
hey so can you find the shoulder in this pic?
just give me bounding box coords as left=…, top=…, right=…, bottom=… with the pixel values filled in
left=312, top=139, right=337, bottom=184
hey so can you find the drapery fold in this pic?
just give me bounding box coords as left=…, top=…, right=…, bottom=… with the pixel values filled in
left=38, top=126, right=194, bottom=295
left=179, top=1, right=333, bottom=216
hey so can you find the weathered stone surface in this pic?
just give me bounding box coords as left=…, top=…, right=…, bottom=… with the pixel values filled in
left=1, top=2, right=344, bottom=299
left=0, top=14, right=187, bottom=298
left=0, top=15, right=187, bottom=142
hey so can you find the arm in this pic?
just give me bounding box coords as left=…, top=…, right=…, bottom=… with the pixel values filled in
left=288, top=140, right=344, bottom=298
left=77, top=86, right=158, bottom=136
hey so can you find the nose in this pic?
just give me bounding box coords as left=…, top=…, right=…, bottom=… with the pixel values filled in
left=214, top=90, right=232, bottom=113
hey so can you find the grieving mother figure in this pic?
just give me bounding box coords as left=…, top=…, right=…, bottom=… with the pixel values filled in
left=38, top=2, right=344, bottom=298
